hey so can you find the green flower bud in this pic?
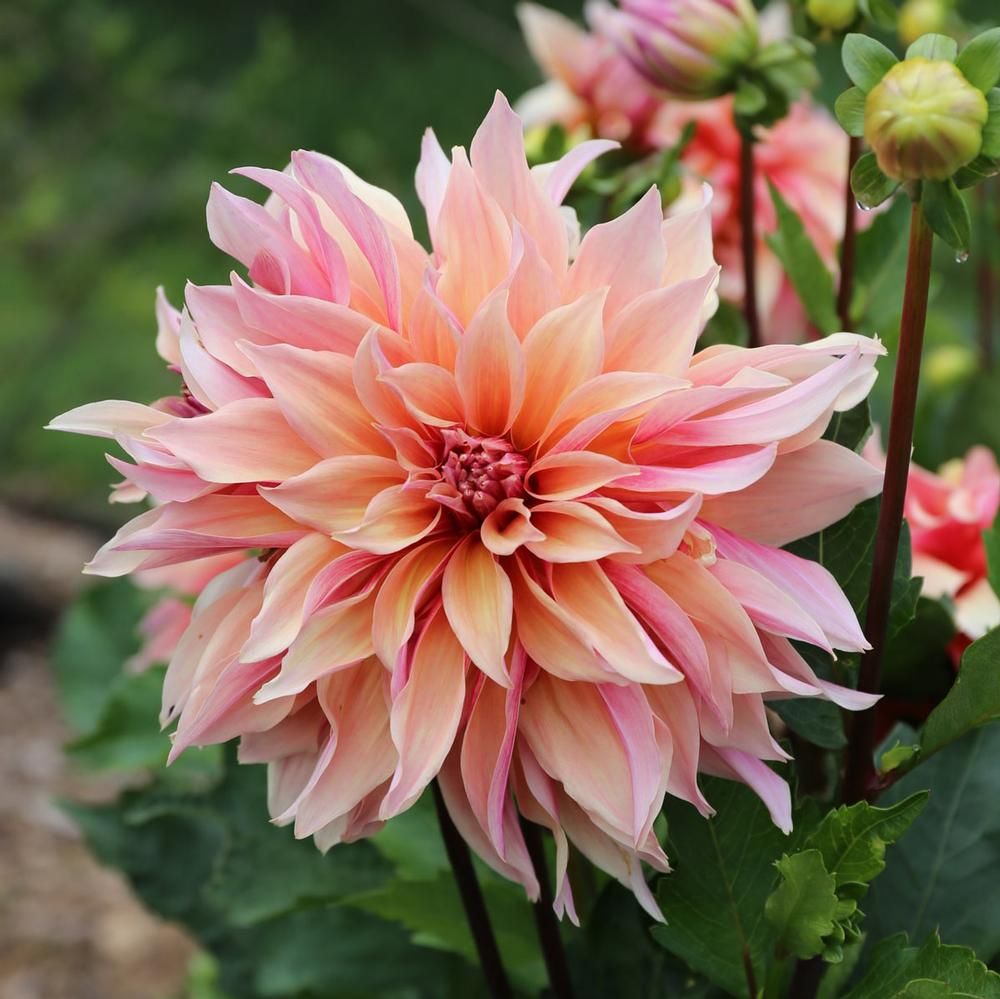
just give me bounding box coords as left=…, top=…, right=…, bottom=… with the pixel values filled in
left=898, top=0, right=949, bottom=48
left=864, top=58, right=988, bottom=181
left=807, top=0, right=858, bottom=31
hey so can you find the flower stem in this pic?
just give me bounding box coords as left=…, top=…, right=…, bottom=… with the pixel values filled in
left=739, top=129, right=763, bottom=349
left=842, top=200, right=934, bottom=806
left=837, top=135, right=861, bottom=331
left=976, top=182, right=995, bottom=369
left=521, top=818, right=576, bottom=999
left=432, top=781, right=512, bottom=999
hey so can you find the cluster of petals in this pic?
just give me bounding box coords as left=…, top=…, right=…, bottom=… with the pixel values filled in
left=517, top=2, right=860, bottom=339
left=52, top=93, right=885, bottom=920
left=867, top=439, right=1000, bottom=643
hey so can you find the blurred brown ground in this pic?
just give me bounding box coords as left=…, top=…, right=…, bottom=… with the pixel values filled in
left=0, top=506, right=195, bottom=999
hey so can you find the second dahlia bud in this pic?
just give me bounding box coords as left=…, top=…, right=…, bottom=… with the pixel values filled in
left=593, top=0, right=759, bottom=100
left=864, top=58, right=988, bottom=181
left=807, top=0, right=859, bottom=31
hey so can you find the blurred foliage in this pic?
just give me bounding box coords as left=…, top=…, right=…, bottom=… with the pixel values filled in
left=0, top=0, right=577, bottom=519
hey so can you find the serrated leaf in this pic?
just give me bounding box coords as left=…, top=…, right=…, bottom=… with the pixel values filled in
left=920, top=628, right=1000, bottom=758
left=765, top=850, right=840, bottom=959
left=836, top=87, right=867, bottom=137
left=805, top=793, right=928, bottom=890
left=852, top=151, right=900, bottom=208
left=843, top=932, right=1000, bottom=999
left=765, top=181, right=839, bottom=333
left=956, top=27, right=1000, bottom=93
left=906, top=34, right=958, bottom=62
left=922, top=180, right=972, bottom=252
left=843, top=33, right=899, bottom=92
left=651, top=778, right=810, bottom=997
left=867, top=725, right=1000, bottom=962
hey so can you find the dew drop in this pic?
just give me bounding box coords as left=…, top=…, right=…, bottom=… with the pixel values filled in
left=855, top=200, right=874, bottom=213
left=955, top=250, right=970, bottom=264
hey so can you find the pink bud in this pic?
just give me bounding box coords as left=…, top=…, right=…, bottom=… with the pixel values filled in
left=592, top=0, right=759, bottom=99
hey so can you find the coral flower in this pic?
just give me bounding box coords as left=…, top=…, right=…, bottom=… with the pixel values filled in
left=868, top=440, right=1000, bottom=642
left=51, top=93, right=884, bottom=920
left=518, top=4, right=859, bottom=339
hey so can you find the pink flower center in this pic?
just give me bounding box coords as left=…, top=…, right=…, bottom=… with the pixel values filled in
left=438, top=428, right=529, bottom=520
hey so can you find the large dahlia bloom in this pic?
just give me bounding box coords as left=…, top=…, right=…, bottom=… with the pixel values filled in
left=52, top=94, right=884, bottom=920
left=518, top=4, right=859, bottom=339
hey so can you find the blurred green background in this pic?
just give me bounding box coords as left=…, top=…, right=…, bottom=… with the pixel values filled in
left=3, top=0, right=999, bottom=525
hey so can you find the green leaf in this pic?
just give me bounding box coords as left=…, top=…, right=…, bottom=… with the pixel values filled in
left=843, top=932, right=1000, bottom=999
left=805, top=793, right=928, bottom=890
left=867, top=725, right=1000, bottom=963
left=922, top=180, right=972, bottom=253
left=651, top=778, right=810, bottom=996
left=854, top=196, right=912, bottom=327
left=954, top=154, right=1000, bottom=189
left=771, top=697, right=846, bottom=750
left=881, top=596, right=957, bottom=702
left=764, top=181, right=839, bottom=334
left=920, top=629, right=1000, bottom=758
left=852, top=151, right=900, bottom=209
left=985, top=523, right=1000, bottom=598
left=981, top=89, right=1000, bottom=159
left=956, top=27, right=1000, bottom=93
left=765, top=850, right=840, bottom=959
left=734, top=80, right=767, bottom=117
left=824, top=398, right=873, bottom=453
left=906, top=34, right=958, bottom=62
left=835, top=87, right=867, bottom=137
left=878, top=740, right=921, bottom=774
left=842, top=33, right=899, bottom=93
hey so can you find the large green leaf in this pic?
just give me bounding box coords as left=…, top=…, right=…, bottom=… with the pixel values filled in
left=844, top=932, right=1000, bottom=999
left=651, top=778, right=809, bottom=996
left=771, top=697, right=847, bottom=750
left=764, top=850, right=840, bottom=960
left=765, top=182, right=839, bottom=334
left=866, top=724, right=1000, bottom=962
left=842, top=34, right=898, bottom=93
left=955, top=27, right=1000, bottom=93
left=920, top=628, right=1000, bottom=758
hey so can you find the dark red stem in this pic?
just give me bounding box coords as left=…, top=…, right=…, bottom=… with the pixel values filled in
left=842, top=201, right=934, bottom=805
left=740, top=130, right=763, bottom=349
left=837, top=135, right=861, bottom=330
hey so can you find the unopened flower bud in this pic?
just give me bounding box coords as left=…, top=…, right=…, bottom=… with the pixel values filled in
left=807, top=0, right=858, bottom=31
left=898, top=0, right=949, bottom=48
left=593, top=0, right=759, bottom=100
left=864, top=58, right=988, bottom=181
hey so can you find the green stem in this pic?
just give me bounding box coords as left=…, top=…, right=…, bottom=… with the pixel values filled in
left=842, top=200, right=934, bottom=806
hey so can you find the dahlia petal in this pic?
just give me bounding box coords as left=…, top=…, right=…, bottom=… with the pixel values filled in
left=242, top=534, right=347, bottom=662
left=230, top=274, right=375, bottom=356
left=434, top=150, right=512, bottom=325
left=260, top=456, right=405, bottom=534
left=177, top=309, right=265, bottom=410
left=613, top=444, right=777, bottom=498
left=550, top=562, right=683, bottom=684
left=149, top=398, right=321, bottom=484
left=701, top=746, right=792, bottom=835
left=911, top=552, right=967, bottom=600
left=525, top=501, right=640, bottom=563
left=371, top=538, right=456, bottom=670
left=526, top=450, right=638, bottom=501
left=378, top=362, right=465, bottom=427
left=105, top=454, right=214, bottom=504
left=415, top=128, right=451, bottom=236
left=699, top=440, right=883, bottom=546
left=408, top=281, right=461, bottom=369
left=442, top=537, right=513, bottom=687
left=240, top=342, right=392, bottom=458
left=760, top=634, right=880, bottom=710
left=471, top=91, right=567, bottom=272
left=184, top=281, right=267, bottom=376
left=154, top=285, right=182, bottom=366
left=303, top=549, right=388, bottom=617
left=712, top=528, right=869, bottom=652
left=506, top=225, right=561, bottom=339
left=381, top=607, right=467, bottom=817
left=480, top=497, right=546, bottom=556
left=538, top=139, right=621, bottom=205
left=584, top=494, right=702, bottom=564
left=47, top=400, right=172, bottom=440
left=287, top=663, right=396, bottom=838
left=255, top=592, right=377, bottom=703
left=565, top=186, right=666, bottom=320
left=334, top=485, right=442, bottom=555
left=239, top=701, right=325, bottom=764
left=955, top=576, right=1000, bottom=640
left=352, top=327, right=420, bottom=431
left=291, top=151, right=403, bottom=330
left=455, top=290, right=525, bottom=436
left=460, top=649, right=526, bottom=857
left=661, top=184, right=717, bottom=288
left=437, top=747, right=540, bottom=900
left=511, top=289, right=606, bottom=448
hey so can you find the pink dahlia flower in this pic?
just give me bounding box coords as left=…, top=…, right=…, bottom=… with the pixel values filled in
left=51, top=93, right=884, bottom=920
left=867, top=440, right=1000, bottom=642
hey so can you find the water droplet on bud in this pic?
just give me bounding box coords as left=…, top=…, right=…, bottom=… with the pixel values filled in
left=955, top=250, right=970, bottom=264
left=855, top=200, right=874, bottom=213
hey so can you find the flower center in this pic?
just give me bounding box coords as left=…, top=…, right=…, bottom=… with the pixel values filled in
left=438, top=429, right=529, bottom=519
